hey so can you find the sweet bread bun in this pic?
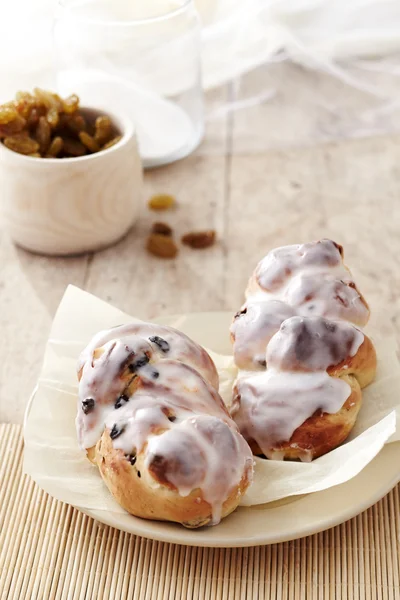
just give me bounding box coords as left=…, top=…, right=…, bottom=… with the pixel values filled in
left=232, top=316, right=376, bottom=461
left=231, top=240, right=377, bottom=461
left=77, top=323, right=253, bottom=527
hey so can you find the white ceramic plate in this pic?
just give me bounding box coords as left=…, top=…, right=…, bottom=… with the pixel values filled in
left=71, top=311, right=400, bottom=548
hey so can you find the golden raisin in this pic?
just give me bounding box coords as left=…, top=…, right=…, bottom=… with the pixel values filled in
left=152, top=222, right=173, bottom=236
left=181, top=230, right=216, bottom=249
left=62, top=94, right=79, bottom=114
left=46, top=136, right=64, bottom=158
left=26, top=108, right=40, bottom=128
left=148, top=194, right=176, bottom=211
left=14, top=92, right=38, bottom=118
left=63, top=137, right=86, bottom=157
left=102, top=135, right=121, bottom=150
left=147, top=234, right=178, bottom=259
left=36, top=116, right=51, bottom=154
left=33, top=88, right=62, bottom=111
left=46, top=107, right=59, bottom=128
left=0, top=106, right=18, bottom=124
left=94, top=115, right=112, bottom=145
left=64, top=113, right=86, bottom=134
left=3, top=134, right=40, bottom=155
left=0, top=115, right=26, bottom=138
left=15, top=91, right=33, bottom=101
left=79, top=131, right=100, bottom=153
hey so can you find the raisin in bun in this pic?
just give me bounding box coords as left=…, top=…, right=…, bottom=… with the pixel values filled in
left=77, top=323, right=253, bottom=528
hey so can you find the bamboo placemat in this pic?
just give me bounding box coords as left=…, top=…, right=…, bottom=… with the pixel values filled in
left=1, top=424, right=399, bottom=600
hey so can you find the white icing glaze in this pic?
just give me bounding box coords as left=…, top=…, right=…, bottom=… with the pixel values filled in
left=253, top=239, right=349, bottom=293
left=78, top=322, right=219, bottom=389
left=246, top=251, right=367, bottom=327
left=234, top=239, right=369, bottom=369
left=77, top=335, right=155, bottom=449
left=77, top=325, right=253, bottom=524
left=232, top=369, right=351, bottom=458
left=230, top=300, right=295, bottom=370
left=266, top=316, right=364, bottom=372
left=101, top=360, right=230, bottom=456
left=231, top=239, right=369, bottom=458
left=145, top=414, right=252, bottom=525
left=232, top=315, right=364, bottom=455
left=283, top=273, right=369, bottom=324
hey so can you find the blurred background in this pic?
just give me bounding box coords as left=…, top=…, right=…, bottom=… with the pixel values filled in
left=2, top=0, right=400, bottom=164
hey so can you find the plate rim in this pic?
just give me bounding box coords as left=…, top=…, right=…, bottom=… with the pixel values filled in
left=78, top=446, right=400, bottom=547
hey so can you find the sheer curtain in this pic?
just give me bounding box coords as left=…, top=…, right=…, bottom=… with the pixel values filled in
left=2, top=0, right=400, bottom=148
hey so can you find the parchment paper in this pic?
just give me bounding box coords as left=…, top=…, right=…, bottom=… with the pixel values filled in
left=24, top=285, right=400, bottom=512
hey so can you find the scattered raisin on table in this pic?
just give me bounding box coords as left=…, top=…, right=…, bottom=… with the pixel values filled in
left=148, top=194, right=176, bottom=211
left=181, top=230, right=216, bottom=249
left=152, top=222, right=173, bottom=236
left=147, top=233, right=178, bottom=259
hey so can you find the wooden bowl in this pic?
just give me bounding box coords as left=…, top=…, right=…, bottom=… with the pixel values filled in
left=0, top=107, right=143, bottom=256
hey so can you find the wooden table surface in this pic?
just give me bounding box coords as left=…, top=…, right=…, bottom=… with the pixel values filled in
left=1, top=68, right=400, bottom=425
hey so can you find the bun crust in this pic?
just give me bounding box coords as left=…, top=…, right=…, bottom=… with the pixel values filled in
left=243, top=376, right=361, bottom=461
left=91, top=428, right=252, bottom=528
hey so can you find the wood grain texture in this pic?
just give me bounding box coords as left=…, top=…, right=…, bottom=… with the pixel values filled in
left=231, top=62, right=400, bottom=156
left=1, top=425, right=399, bottom=599
left=0, top=232, right=88, bottom=424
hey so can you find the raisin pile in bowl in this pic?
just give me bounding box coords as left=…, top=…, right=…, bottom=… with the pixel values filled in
left=0, top=89, right=121, bottom=158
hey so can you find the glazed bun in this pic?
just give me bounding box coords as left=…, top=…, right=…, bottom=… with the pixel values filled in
left=230, top=240, right=377, bottom=461
left=77, top=323, right=253, bottom=527
left=232, top=315, right=376, bottom=461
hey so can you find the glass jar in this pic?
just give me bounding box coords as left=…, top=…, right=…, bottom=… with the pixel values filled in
left=54, top=0, right=204, bottom=167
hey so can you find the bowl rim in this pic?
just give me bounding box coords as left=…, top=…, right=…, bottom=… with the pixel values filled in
left=0, top=105, right=135, bottom=165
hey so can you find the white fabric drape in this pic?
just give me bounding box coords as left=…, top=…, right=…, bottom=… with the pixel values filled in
left=1, top=0, right=400, bottom=147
